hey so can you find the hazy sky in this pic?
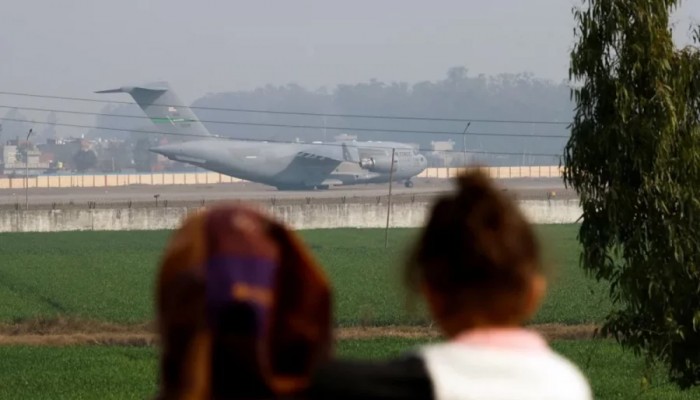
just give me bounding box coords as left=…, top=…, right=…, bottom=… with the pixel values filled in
left=1, top=0, right=699, bottom=104
left=0, top=0, right=700, bottom=101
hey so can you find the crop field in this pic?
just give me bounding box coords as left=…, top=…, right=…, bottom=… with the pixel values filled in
left=1, top=339, right=700, bottom=400
left=0, top=225, right=611, bottom=327
left=2, top=226, right=696, bottom=399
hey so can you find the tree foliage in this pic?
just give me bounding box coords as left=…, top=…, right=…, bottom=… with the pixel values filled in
left=15, top=142, right=34, bottom=163
left=72, top=149, right=97, bottom=172
left=132, top=138, right=156, bottom=172
left=193, top=70, right=570, bottom=165
left=564, top=0, right=700, bottom=388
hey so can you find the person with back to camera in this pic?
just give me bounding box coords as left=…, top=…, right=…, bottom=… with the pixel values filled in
left=154, top=203, right=332, bottom=400
left=310, top=170, right=592, bottom=400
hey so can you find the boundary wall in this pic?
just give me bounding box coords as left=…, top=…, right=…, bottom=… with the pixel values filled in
left=0, top=166, right=563, bottom=190
left=0, top=198, right=580, bottom=233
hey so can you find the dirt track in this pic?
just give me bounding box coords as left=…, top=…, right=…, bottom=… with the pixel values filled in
left=0, top=318, right=599, bottom=346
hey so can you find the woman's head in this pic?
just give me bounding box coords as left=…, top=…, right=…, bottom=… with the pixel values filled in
left=156, top=203, right=332, bottom=399
left=406, top=170, right=545, bottom=336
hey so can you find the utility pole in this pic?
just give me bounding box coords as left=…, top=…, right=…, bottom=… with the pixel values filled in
left=384, top=148, right=396, bottom=249
left=462, top=122, right=471, bottom=168
left=25, top=128, right=33, bottom=210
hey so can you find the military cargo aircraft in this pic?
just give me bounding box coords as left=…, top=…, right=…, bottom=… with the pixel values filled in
left=97, top=83, right=427, bottom=190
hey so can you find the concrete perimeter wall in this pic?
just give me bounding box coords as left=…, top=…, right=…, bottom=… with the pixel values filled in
left=0, top=199, right=581, bottom=233
left=0, top=166, right=563, bottom=189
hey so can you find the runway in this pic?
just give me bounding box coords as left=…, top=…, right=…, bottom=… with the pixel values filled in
left=0, top=177, right=573, bottom=206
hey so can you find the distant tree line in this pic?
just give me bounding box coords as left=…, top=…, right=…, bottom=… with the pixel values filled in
left=87, top=67, right=573, bottom=166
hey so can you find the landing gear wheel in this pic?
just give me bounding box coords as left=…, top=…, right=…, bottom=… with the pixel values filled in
left=404, top=180, right=414, bottom=188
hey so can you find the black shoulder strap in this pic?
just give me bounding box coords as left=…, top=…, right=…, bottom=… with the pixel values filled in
left=308, top=354, right=433, bottom=400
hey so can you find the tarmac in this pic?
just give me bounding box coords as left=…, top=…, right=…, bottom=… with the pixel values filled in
left=0, top=177, right=574, bottom=209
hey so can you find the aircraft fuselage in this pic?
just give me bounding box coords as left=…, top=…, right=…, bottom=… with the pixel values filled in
left=151, top=139, right=427, bottom=190
left=95, top=82, right=427, bottom=191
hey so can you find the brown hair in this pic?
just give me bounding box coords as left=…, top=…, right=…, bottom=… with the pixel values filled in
left=155, top=204, right=331, bottom=399
left=406, top=169, right=542, bottom=329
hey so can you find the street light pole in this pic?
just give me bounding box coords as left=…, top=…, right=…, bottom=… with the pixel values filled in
left=25, top=128, right=33, bottom=210
left=462, top=121, right=471, bottom=168
left=384, top=148, right=396, bottom=249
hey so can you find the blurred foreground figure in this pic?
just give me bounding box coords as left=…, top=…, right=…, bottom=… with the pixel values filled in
left=311, top=171, right=592, bottom=400
left=155, top=204, right=331, bottom=400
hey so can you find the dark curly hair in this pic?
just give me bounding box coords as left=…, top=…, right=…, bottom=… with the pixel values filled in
left=406, top=169, right=543, bottom=329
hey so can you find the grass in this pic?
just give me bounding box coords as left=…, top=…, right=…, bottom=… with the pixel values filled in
left=1, top=339, right=699, bottom=400
left=0, top=225, right=611, bottom=326
left=0, top=346, right=155, bottom=400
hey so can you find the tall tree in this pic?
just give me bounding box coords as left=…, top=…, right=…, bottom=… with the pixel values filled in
left=564, top=0, right=700, bottom=388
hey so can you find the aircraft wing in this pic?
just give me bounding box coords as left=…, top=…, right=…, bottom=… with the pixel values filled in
left=294, top=145, right=345, bottom=171
left=300, top=142, right=359, bottom=162
left=283, top=143, right=356, bottom=186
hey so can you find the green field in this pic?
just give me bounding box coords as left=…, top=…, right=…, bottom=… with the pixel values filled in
left=3, top=226, right=698, bottom=399
left=0, top=225, right=610, bottom=326
left=1, top=339, right=699, bottom=400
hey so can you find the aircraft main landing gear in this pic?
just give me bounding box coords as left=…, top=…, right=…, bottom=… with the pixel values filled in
left=404, top=180, right=414, bottom=188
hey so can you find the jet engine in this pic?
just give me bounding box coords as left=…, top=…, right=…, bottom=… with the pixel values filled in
left=359, top=156, right=397, bottom=173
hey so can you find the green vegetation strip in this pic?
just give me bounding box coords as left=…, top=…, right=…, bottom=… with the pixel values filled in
left=1, top=340, right=699, bottom=400
left=0, top=226, right=610, bottom=326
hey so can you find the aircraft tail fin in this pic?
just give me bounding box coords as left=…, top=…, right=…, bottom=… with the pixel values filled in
left=96, top=82, right=215, bottom=138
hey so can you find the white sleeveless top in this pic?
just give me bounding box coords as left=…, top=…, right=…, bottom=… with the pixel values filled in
left=419, top=331, right=592, bottom=400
